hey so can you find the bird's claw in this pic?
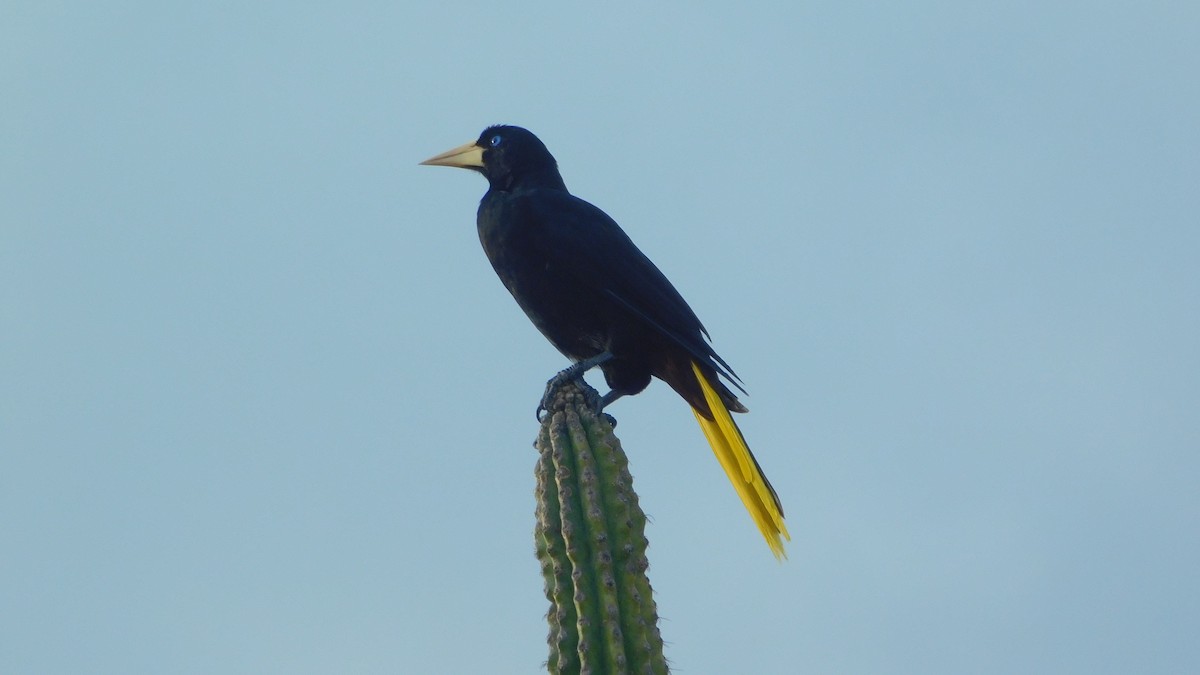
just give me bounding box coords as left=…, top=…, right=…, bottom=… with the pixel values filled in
left=536, top=370, right=614, bottom=424
left=535, top=353, right=617, bottom=422
left=536, top=372, right=570, bottom=421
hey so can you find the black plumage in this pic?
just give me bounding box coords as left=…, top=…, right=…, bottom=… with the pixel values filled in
left=422, top=125, right=788, bottom=556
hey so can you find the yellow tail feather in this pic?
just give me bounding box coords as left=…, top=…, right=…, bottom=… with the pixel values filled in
left=690, top=361, right=790, bottom=559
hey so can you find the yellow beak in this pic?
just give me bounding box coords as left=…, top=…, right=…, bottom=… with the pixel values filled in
left=420, top=141, right=485, bottom=168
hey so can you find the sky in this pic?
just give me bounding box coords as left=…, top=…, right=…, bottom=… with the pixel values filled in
left=3, top=2, right=1198, bottom=673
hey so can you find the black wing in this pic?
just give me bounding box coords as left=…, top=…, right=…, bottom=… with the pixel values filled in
left=518, top=189, right=744, bottom=391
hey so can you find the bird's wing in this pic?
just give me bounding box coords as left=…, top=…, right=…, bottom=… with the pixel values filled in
left=519, top=189, right=744, bottom=391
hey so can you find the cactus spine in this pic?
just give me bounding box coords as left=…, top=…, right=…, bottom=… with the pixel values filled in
left=534, top=382, right=668, bottom=675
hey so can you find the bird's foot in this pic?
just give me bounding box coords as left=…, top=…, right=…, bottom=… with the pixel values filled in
left=536, top=369, right=578, bottom=421
left=535, top=376, right=620, bottom=429
left=535, top=352, right=615, bottom=421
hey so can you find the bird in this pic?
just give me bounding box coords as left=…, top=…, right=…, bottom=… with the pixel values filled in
left=421, top=125, right=789, bottom=557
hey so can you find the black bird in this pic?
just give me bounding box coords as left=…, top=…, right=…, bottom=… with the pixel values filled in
left=421, top=126, right=788, bottom=556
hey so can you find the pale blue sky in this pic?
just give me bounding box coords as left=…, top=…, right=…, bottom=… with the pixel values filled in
left=3, top=2, right=1198, bottom=673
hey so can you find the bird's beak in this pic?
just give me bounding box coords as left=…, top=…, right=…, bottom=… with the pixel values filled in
left=420, top=141, right=485, bottom=169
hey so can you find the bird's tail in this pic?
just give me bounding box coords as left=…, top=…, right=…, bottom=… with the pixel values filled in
left=690, top=361, right=790, bottom=559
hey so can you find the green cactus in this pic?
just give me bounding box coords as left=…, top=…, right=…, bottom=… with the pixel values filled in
left=534, top=381, right=668, bottom=675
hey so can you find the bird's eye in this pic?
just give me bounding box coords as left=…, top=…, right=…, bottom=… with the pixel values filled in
left=489, top=135, right=503, bottom=147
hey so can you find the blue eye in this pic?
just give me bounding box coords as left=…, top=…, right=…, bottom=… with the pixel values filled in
left=489, top=135, right=503, bottom=147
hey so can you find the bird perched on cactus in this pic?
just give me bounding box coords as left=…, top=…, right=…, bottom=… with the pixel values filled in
left=422, top=125, right=789, bottom=557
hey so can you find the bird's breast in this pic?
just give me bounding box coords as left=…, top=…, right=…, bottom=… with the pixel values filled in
left=477, top=198, right=609, bottom=359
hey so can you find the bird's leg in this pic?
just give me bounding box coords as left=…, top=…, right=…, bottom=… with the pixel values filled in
left=537, top=351, right=614, bottom=420
left=597, top=389, right=626, bottom=411
left=592, top=389, right=626, bottom=428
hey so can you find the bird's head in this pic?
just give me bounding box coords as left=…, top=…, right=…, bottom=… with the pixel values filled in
left=420, top=125, right=563, bottom=191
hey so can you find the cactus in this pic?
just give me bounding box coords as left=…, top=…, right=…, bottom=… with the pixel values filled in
left=534, top=381, right=668, bottom=675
